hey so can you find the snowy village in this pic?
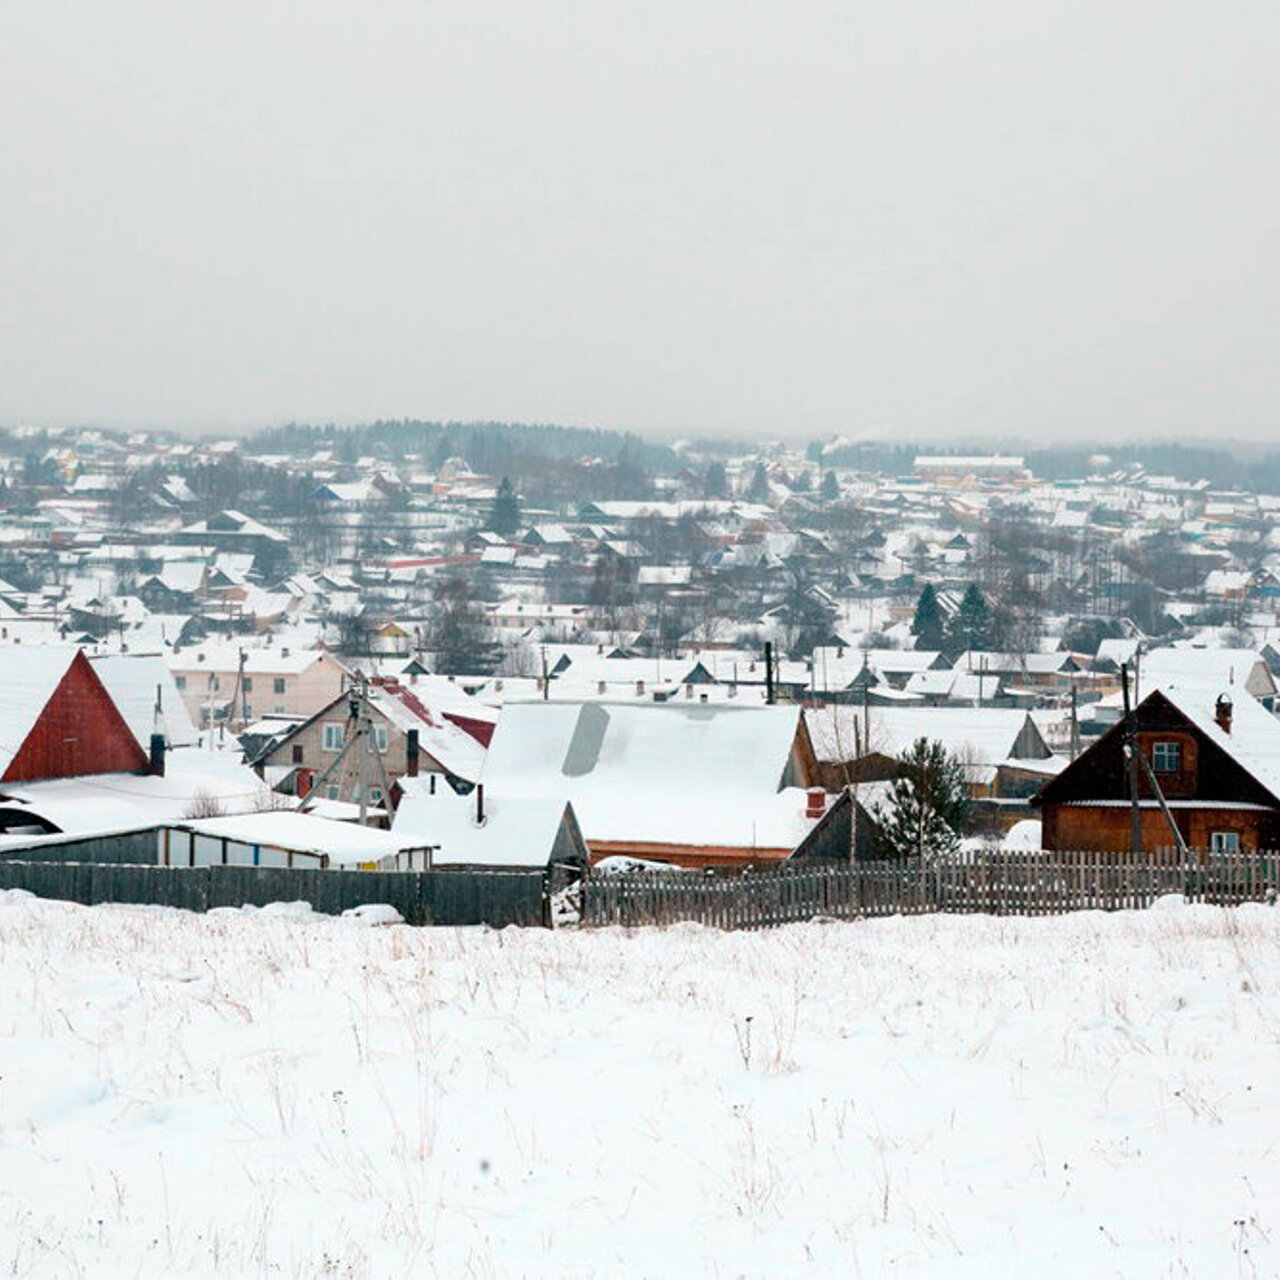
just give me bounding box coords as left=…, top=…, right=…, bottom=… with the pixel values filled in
left=1, top=428, right=1279, bottom=893
left=5, top=2, right=1280, bottom=1274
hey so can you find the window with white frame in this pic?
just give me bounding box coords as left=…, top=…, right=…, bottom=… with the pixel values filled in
left=1210, top=830, right=1240, bottom=853
left=273, top=677, right=286, bottom=694
left=1152, top=741, right=1182, bottom=773
left=322, top=722, right=345, bottom=752
left=374, top=725, right=389, bottom=753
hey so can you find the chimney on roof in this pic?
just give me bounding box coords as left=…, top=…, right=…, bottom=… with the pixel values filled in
left=805, top=787, right=826, bottom=819
left=149, top=733, right=166, bottom=777
left=1215, top=693, right=1233, bottom=734
left=636, top=679, right=645, bottom=696
left=684, top=683, right=693, bottom=699
left=406, top=728, right=420, bottom=777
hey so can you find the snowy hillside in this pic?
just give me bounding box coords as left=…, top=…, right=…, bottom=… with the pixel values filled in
left=1, top=892, right=1278, bottom=1277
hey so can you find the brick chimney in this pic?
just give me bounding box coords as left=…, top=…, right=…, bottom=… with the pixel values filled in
left=1215, top=693, right=1233, bottom=734
left=805, top=787, right=826, bottom=819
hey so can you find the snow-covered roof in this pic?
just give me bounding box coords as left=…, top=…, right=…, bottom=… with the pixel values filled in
left=176, top=811, right=425, bottom=867
left=394, top=789, right=578, bottom=868
left=1140, top=648, right=1276, bottom=699
left=1154, top=684, right=1280, bottom=804
left=89, top=653, right=199, bottom=750
left=0, top=748, right=269, bottom=834
left=365, top=684, right=489, bottom=782
left=168, top=642, right=348, bottom=677
left=805, top=706, right=1048, bottom=766
left=473, top=701, right=806, bottom=850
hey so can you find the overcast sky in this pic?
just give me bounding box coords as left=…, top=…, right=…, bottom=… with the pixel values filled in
left=2, top=2, right=1277, bottom=441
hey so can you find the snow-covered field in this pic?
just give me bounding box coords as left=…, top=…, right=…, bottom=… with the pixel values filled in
left=2, top=891, right=1279, bottom=1279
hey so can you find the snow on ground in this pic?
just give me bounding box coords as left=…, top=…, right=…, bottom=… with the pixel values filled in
left=2, top=893, right=1279, bottom=1278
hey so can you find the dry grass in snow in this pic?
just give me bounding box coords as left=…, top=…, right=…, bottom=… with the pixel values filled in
left=1, top=890, right=1279, bottom=1278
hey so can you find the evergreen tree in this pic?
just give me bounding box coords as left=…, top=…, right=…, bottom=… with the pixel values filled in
left=487, top=476, right=521, bottom=537
left=820, top=470, right=840, bottom=503
left=429, top=576, right=501, bottom=675
left=703, top=460, right=729, bottom=500
left=746, top=462, right=770, bottom=503
left=946, top=583, right=993, bottom=655
left=910, top=584, right=946, bottom=651
left=876, top=738, right=969, bottom=860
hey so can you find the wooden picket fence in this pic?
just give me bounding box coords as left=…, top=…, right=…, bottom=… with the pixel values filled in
left=580, top=847, right=1280, bottom=931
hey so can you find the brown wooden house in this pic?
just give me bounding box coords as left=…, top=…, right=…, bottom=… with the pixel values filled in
left=1033, top=685, right=1280, bottom=854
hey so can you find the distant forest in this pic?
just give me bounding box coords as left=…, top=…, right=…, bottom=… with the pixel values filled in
left=250, top=419, right=677, bottom=473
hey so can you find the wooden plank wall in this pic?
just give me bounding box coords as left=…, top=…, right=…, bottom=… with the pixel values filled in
left=0, top=863, right=546, bottom=928
left=580, top=848, right=1280, bottom=930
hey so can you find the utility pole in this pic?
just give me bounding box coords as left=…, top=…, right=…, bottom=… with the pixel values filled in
left=861, top=661, right=870, bottom=759
left=1121, top=662, right=1143, bottom=856
left=357, top=681, right=369, bottom=826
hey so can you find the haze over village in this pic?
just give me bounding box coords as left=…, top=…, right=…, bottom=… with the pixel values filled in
left=5, top=1, right=1280, bottom=1275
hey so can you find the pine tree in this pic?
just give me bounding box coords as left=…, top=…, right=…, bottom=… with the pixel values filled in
left=429, top=576, right=501, bottom=675
left=910, top=584, right=945, bottom=651
left=746, top=462, right=770, bottom=503
left=487, top=476, right=521, bottom=537
left=876, top=738, right=969, bottom=860
left=946, top=583, right=993, bottom=656
left=820, top=471, right=839, bottom=503
left=703, top=460, right=729, bottom=500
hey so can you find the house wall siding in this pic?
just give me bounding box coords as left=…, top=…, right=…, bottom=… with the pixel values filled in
left=263, top=711, right=440, bottom=804
left=171, top=653, right=348, bottom=726
left=1042, top=803, right=1275, bottom=854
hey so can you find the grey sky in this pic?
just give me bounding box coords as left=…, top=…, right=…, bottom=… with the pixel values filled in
left=2, top=2, right=1277, bottom=440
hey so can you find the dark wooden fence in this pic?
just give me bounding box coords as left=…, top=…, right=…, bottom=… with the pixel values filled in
left=581, top=848, right=1280, bottom=930
left=0, top=862, right=546, bottom=928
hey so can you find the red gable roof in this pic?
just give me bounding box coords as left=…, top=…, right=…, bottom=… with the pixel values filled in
left=2, top=650, right=149, bottom=784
